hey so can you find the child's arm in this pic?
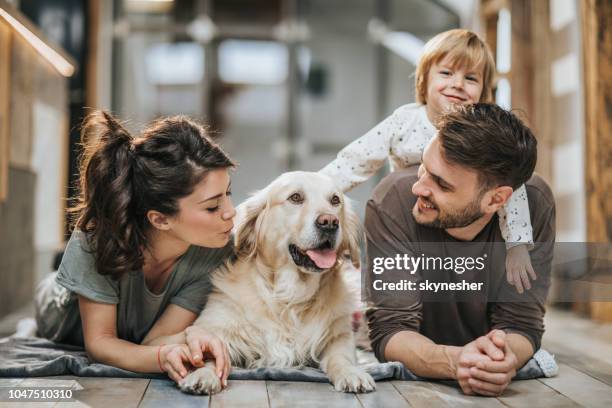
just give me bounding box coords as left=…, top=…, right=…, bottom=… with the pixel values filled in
left=497, top=184, right=536, bottom=293
left=320, top=110, right=404, bottom=192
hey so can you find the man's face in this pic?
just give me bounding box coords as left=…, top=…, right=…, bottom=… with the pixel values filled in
left=411, top=138, right=486, bottom=229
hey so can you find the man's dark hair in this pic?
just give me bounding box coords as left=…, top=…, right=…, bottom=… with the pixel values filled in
left=437, top=103, right=537, bottom=190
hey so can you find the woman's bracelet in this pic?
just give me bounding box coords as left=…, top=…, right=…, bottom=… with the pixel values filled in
left=157, top=344, right=165, bottom=372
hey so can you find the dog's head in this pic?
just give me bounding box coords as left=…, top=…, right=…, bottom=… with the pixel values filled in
left=234, top=171, right=361, bottom=274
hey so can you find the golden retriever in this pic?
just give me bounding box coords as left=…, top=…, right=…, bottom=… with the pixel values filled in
left=179, top=171, right=376, bottom=394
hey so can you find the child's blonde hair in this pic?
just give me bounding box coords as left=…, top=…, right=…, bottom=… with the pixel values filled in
left=415, top=29, right=496, bottom=104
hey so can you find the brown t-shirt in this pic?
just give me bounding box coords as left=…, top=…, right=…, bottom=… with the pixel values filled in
left=364, top=167, right=556, bottom=362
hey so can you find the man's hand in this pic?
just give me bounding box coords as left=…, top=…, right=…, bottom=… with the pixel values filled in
left=464, top=330, right=518, bottom=396
left=455, top=333, right=505, bottom=395
left=455, top=330, right=512, bottom=395
left=184, top=326, right=231, bottom=387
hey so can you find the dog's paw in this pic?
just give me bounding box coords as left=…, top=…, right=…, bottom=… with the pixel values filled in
left=178, top=366, right=222, bottom=395
left=331, top=366, right=376, bottom=393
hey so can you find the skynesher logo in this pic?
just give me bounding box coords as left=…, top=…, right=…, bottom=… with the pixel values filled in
left=372, top=254, right=488, bottom=275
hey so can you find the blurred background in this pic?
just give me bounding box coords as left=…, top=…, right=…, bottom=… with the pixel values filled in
left=0, top=0, right=610, bottom=339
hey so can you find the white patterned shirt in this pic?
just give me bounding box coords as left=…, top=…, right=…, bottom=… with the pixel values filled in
left=321, top=103, right=533, bottom=245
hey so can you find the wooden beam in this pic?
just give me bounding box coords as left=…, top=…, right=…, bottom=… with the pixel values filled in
left=482, top=13, right=498, bottom=59
left=581, top=0, right=612, bottom=243
left=0, top=19, right=10, bottom=202
left=509, top=0, right=533, bottom=127
left=582, top=0, right=612, bottom=321
left=530, top=0, right=552, bottom=182
left=86, top=0, right=100, bottom=109
left=481, top=0, right=509, bottom=18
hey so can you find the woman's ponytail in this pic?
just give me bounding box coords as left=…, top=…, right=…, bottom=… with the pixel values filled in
left=72, top=111, right=145, bottom=279
left=70, top=111, right=235, bottom=280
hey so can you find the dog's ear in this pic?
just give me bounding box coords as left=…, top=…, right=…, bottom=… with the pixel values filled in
left=342, top=197, right=363, bottom=268
left=234, top=189, right=268, bottom=260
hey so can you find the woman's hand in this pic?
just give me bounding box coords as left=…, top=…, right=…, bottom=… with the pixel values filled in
left=184, top=326, right=231, bottom=387
left=159, top=344, right=195, bottom=383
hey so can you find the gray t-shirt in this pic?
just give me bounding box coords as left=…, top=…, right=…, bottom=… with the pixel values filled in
left=50, top=230, right=233, bottom=345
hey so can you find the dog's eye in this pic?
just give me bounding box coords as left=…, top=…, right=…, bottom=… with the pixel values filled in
left=288, top=192, right=304, bottom=204
left=330, top=194, right=341, bottom=206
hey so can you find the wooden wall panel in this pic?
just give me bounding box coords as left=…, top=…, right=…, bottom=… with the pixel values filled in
left=509, top=0, right=533, bottom=127
left=9, top=34, right=34, bottom=169
left=0, top=167, right=35, bottom=317
left=0, top=3, right=70, bottom=318
left=0, top=20, right=9, bottom=202
left=530, top=0, right=553, bottom=183
left=581, top=0, right=612, bottom=321
left=581, top=0, right=612, bottom=243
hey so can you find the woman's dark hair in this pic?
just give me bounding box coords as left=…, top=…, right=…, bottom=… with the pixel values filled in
left=70, top=111, right=235, bottom=280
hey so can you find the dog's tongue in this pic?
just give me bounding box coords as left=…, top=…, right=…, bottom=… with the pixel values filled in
left=306, top=249, right=337, bottom=269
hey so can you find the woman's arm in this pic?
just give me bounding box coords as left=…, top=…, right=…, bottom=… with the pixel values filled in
left=78, top=295, right=193, bottom=379
left=141, top=303, right=231, bottom=385
left=141, top=304, right=198, bottom=346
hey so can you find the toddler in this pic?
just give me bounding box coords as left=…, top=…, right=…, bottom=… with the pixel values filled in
left=321, top=29, right=536, bottom=293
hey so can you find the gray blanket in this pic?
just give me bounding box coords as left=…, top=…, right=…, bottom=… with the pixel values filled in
left=0, top=337, right=556, bottom=382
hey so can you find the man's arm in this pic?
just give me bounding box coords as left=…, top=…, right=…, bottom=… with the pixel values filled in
left=384, top=330, right=461, bottom=379
left=490, top=175, right=556, bottom=354
left=506, top=332, right=534, bottom=367
left=384, top=329, right=529, bottom=383
left=466, top=177, right=556, bottom=396
left=363, top=188, right=424, bottom=363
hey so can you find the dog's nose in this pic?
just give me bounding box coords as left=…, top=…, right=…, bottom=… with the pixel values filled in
left=316, top=214, right=339, bottom=232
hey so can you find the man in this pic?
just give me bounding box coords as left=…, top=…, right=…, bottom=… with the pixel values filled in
left=364, top=103, right=555, bottom=396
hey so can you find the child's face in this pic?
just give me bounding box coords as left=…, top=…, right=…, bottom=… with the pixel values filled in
left=425, top=56, right=484, bottom=120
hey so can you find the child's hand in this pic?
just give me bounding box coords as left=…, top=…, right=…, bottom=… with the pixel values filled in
left=505, top=245, right=536, bottom=294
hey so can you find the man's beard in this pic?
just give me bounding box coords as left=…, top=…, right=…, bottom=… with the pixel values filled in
left=413, top=195, right=485, bottom=229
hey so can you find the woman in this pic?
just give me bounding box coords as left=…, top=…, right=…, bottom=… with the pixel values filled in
left=35, top=111, right=235, bottom=386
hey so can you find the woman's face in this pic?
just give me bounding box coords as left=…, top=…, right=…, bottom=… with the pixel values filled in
left=167, top=168, right=236, bottom=248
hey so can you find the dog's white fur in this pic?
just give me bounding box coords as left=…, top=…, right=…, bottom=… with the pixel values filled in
left=179, top=171, right=375, bottom=394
